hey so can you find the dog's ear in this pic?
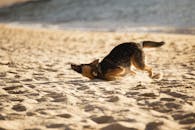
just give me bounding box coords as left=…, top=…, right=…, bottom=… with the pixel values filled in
left=91, top=59, right=99, bottom=66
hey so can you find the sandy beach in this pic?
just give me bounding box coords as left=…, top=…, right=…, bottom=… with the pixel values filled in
left=0, top=24, right=194, bottom=130
left=0, top=0, right=31, bottom=7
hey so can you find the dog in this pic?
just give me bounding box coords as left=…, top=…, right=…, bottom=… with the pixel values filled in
left=71, top=41, right=165, bottom=80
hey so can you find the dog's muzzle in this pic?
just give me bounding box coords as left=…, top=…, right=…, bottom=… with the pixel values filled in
left=71, top=64, right=82, bottom=73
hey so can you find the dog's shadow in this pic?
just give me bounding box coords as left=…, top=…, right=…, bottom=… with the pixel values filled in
left=65, top=77, right=106, bottom=87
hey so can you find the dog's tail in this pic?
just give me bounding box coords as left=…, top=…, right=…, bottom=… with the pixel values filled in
left=142, top=41, right=165, bottom=48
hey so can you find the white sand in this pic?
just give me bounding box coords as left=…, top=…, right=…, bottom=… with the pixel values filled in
left=0, top=24, right=194, bottom=130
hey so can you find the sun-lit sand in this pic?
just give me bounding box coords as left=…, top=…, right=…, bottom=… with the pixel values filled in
left=0, top=24, right=194, bottom=130
left=0, top=0, right=31, bottom=7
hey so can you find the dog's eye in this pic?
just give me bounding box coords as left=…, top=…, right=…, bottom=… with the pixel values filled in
left=92, top=71, right=97, bottom=76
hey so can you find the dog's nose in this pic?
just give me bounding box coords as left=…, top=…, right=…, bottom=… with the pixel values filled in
left=71, top=64, right=82, bottom=73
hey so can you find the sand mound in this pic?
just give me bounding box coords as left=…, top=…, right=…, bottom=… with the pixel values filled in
left=0, top=24, right=194, bottom=130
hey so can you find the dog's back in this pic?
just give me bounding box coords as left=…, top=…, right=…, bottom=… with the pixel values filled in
left=100, top=42, right=138, bottom=71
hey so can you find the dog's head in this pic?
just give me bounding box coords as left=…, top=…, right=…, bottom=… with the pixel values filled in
left=71, top=59, right=99, bottom=79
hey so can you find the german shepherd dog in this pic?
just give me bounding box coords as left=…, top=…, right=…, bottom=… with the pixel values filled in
left=71, top=41, right=165, bottom=81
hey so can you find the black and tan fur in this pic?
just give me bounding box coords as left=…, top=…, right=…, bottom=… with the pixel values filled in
left=71, top=41, right=165, bottom=80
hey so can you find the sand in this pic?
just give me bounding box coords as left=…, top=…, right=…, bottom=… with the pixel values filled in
left=0, top=0, right=32, bottom=7
left=0, top=24, right=194, bottom=130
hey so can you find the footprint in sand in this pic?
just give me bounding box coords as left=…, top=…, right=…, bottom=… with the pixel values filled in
left=145, top=101, right=172, bottom=113
left=3, top=83, right=26, bottom=95
left=0, top=114, right=5, bottom=120
left=160, top=97, right=176, bottom=101
left=179, top=117, right=195, bottom=124
left=165, top=102, right=182, bottom=109
left=7, top=89, right=27, bottom=94
left=52, top=97, right=67, bottom=102
left=12, top=104, right=27, bottom=112
left=10, top=98, right=24, bottom=102
left=6, top=79, right=20, bottom=83
left=3, top=84, right=23, bottom=91
left=106, top=96, right=120, bottom=102
left=125, top=91, right=140, bottom=98
left=172, top=113, right=195, bottom=125
left=21, top=78, right=33, bottom=82
left=46, top=123, right=69, bottom=129
left=36, top=97, right=48, bottom=102
left=101, top=123, right=138, bottom=130
left=145, top=121, right=163, bottom=130
left=7, top=113, right=25, bottom=120
left=164, top=91, right=190, bottom=99
left=131, top=84, right=146, bottom=90
left=34, top=76, right=49, bottom=81
left=182, top=73, right=195, bottom=80
left=101, top=88, right=115, bottom=94
left=77, top=86, right=89, bottom=90
left=139, top=93, right=158, bottom=98
left=85, top=90, right=95, bottom=95
left=26, top=84, right=36, bottom=88
left=158, top=98, right=182, bottom=112
left=26, top=112, right=36, bottom=116
left=0, top=72, right=6, bottom=78
left=35, top=109, right=48, bottom=115
left=43, top=68, right=58, bottom=72
left=14, top=74, right=21, bottom=78
left=91, top=115, right=115, bottom=124
left=57, top=113, right=72, bottom=118
left=45, top=92, right=68, bottom=102
left=32, top=72, right=44, bottom=76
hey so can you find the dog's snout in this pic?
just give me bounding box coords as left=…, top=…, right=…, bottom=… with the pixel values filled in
left=71, top=64, right=82, bottom=73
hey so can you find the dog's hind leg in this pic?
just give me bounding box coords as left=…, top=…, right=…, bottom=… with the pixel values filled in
left=127, top=67, right=136, bottom=75
left=131, top=49, right=153, bottom=78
